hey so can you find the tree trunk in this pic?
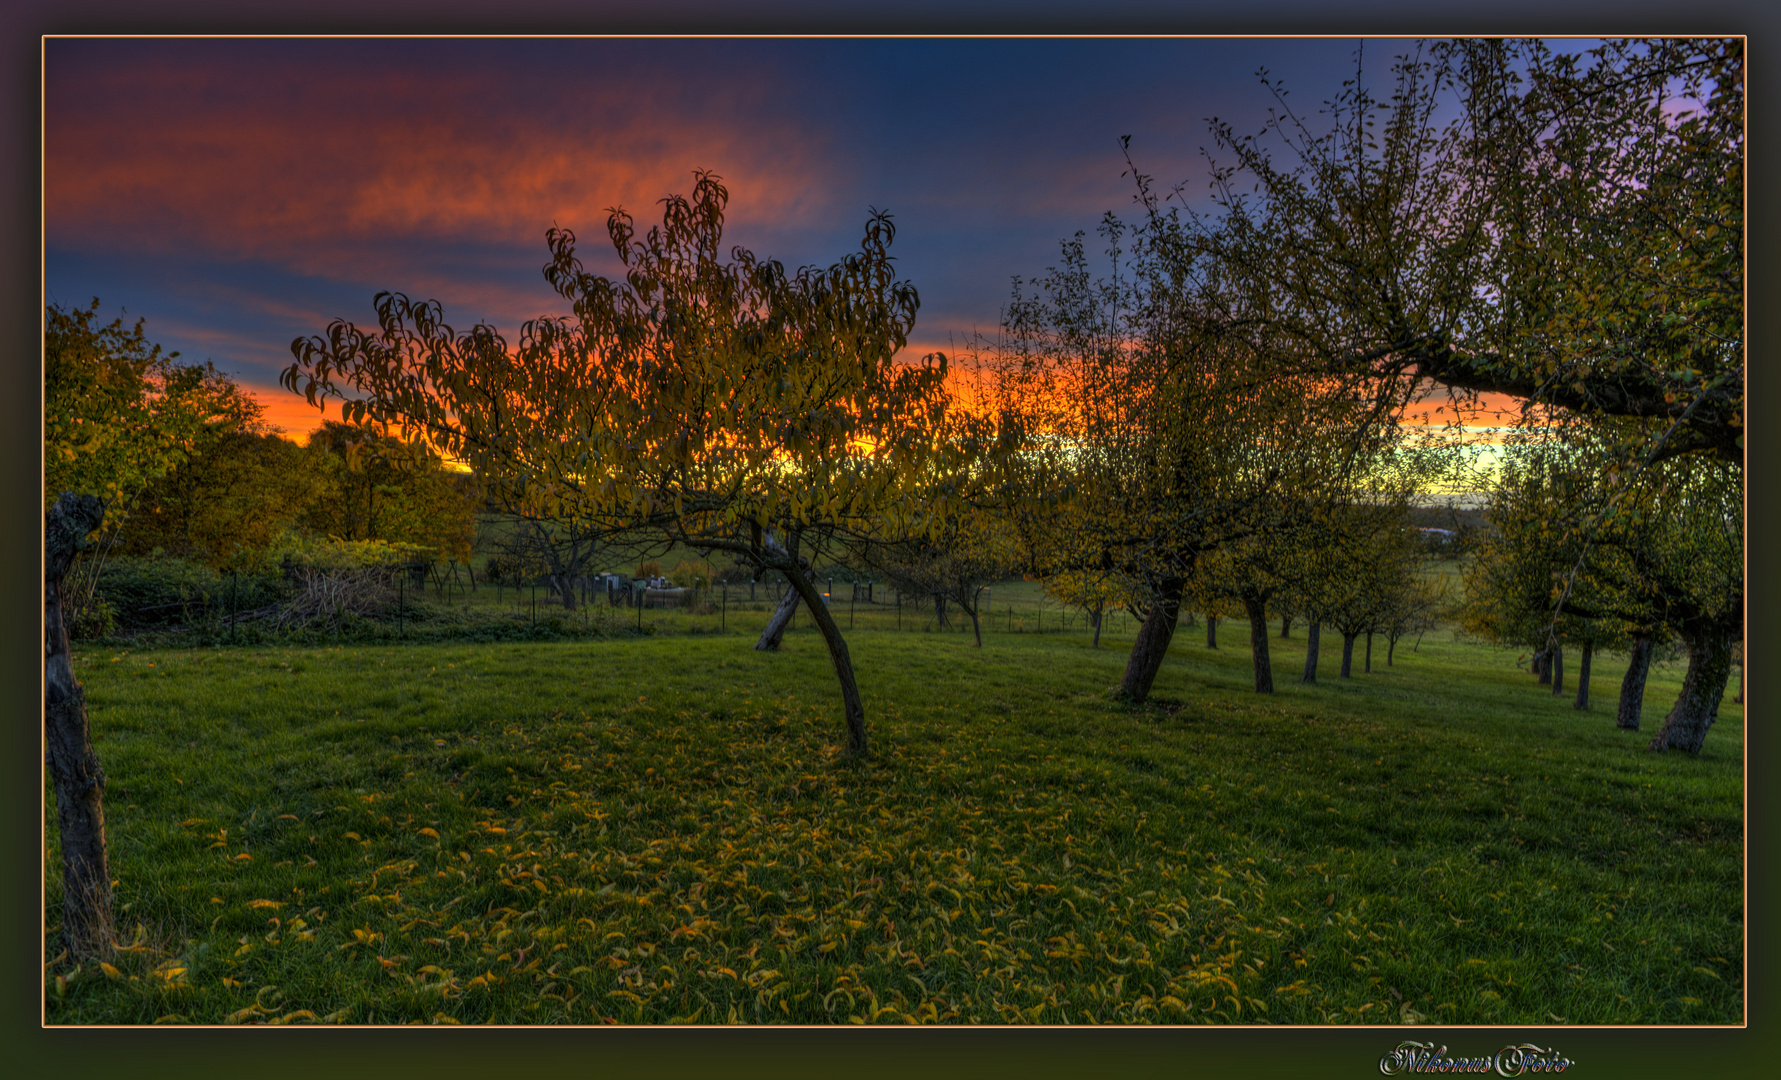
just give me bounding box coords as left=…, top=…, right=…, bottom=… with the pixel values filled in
left=1118, top=579, right=1184, bottom=703
left=1280, top=613, right=1292, bottom=639
left=1205, top=614, right=1217, bottom=649
left=1617, top=636, right=1654, bottom=730
left=1649, top=623, right=1733, bottom=754
left=964, top=590, right=984, bottom=648
left=1090, top=603, right=1103, bottom=648
left=783, top=564, right=869, bottom=758
left=1386, top=634, right=1398, bottom=666
left=1301, top=619, right=1321, bottom=683
left=1550, top=643, right=1564, bottom=696
left=1243, top=593, right=1273, bottom=693
left=1534, top=648, right=1551, bottom=685
left=1339, top=632, right=1357, bottom=678
left=755, top=561, right=815, bottom=650
left=1574, top=641, right=1594, bottom=710
left=933, top=594, right=949, bottom=631
left=45, top=493, right=114, bottom=963
left=1364, top=631, right=1373, bottom=674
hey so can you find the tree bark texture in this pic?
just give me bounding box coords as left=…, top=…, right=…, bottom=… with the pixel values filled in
left=1617, top=636, right=1654, bottom=730
left=1574, top=642, right=1594, bottom=711
left=1205, top=614, right=1217, bottom=649
left=782, top=567, right=869, bottom=757
left=1243, top=593, right=1273, bottom=693
left=1340, top=632, right=1357, bottom=678
left=755, top=561, right=817, bottom=650
left=1301, top=620, right=1321, bottom=683
left=1280, top=614, right=1291, bottom=639
left=1534, top=649, right=1551, bottom=686
left=1119, top=579, right=1184, bottom=703
left=1364, top=631, right=1373, bottom=674
left=1550, top=644, right=1565, bottom=696
left=45, top=493, right=114, bottom=963
left=1649, top=623, right=1734, bottom=755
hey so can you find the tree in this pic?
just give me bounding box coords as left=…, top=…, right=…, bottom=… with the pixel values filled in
left=482, top=514, right=606, bottom=610
left=1313, top=503, right=1423, bottom=679
left=44, top=301, right=257, bottom=959
left=298, top=420, right=481, bottom=564
left=1043, top=565, right=1139, bottom=649
left=1462, top=428, right=1737, bottom=747
left=119, top=430, right=325, bottom=569
left=45, top=494, right=113, bottom=962
left=981, top=207, right=1394, bottom=705
left=868, top=506, right=1020, bottom=647
left=1191, top=39, right=1742, bottom=469
left=47, top=300, right=263, bottom=630
left=285, top=172, right=968, bottom=757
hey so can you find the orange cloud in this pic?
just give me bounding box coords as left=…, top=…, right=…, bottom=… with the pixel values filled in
left=46, top=45, right=851, bottom=278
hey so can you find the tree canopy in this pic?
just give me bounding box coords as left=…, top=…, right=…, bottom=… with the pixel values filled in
left=285, top=172, right=976, bottom=755
left=1189, top=39, right=1741, bottom=467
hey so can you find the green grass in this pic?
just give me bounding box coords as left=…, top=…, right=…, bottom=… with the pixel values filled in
left=46, top=605, right=1742, bottom=1026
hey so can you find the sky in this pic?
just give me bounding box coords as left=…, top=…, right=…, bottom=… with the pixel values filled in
left=45, top=36, right=1523, bottom=442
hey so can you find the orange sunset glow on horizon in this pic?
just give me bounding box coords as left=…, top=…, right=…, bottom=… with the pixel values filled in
left=51, top=37, right=1552, bottom=483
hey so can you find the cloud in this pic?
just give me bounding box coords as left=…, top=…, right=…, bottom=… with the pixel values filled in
left=46, top=41, right=849, bottom=282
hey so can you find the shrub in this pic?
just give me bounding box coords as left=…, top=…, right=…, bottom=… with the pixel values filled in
left=95, top=555, right=222, bottom=630
left=92, top=554, right=291, bottom=636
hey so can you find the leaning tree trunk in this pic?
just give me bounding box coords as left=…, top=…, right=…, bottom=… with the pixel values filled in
left=1617, top=636, right=1654, bottom=730
left=1242, top=592, right=1273, bottom=694
left=1649, top=623, right=1734, bottom=755
left=963, top=591, right=984, bottom=648
left=1574, top=641, right=1594, bottom=711
left=1118, top=579, right=1184, bottom=703
left=783, top=566, right=869, bottom=757
left=45, top=493, right=114, bottom=963
left=755, top=561, right=817, bottom=650
left=1301, top=619, right=1322, bottom=683
left=1339, top=631, right=1358, bottom=678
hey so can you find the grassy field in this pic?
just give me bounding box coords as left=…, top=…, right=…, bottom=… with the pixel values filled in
left=46, top=588, right=1742, bottom=1026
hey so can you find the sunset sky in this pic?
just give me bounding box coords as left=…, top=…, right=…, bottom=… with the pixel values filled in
left=45, top=36, right=1526, bottom=443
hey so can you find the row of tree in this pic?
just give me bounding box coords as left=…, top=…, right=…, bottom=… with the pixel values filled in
left=47, top=38, right=1741, bottom=964
left=269, top=39, right=1739, bottom=765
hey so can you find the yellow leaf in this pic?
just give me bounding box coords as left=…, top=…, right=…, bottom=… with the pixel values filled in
left=99, top=962, right=122, bottom=980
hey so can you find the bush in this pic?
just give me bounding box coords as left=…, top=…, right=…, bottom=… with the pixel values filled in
left=94, top=554, right=289, bottom=634
left=96, top=555, right=222, bottom=630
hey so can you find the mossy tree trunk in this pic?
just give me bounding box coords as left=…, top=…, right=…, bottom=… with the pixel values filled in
left=1242, top=592, right=1273, bottom=693
left=1118, top=578, right=1184, bottom=703
left=1301, top=619, right=1322, bottom=683
left=1649, top=621, right=1734, bottom=755
left=1574, top=641, right=1594, bottom=711
left=45, top=493, right=114, bottom=963
left=1617, top=635, right=1654, bottom=730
